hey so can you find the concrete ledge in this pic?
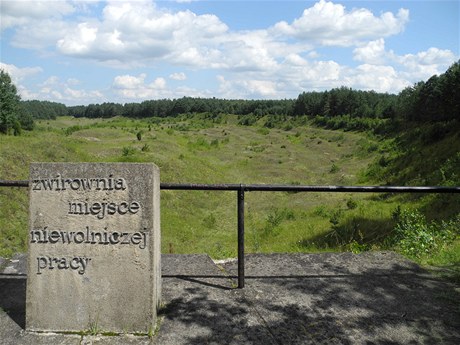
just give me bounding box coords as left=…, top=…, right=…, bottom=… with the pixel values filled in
left=1, top=252, right=459, bottom=344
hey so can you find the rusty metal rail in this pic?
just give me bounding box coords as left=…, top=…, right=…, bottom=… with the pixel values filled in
left=1, top=180, right=459, bottom=288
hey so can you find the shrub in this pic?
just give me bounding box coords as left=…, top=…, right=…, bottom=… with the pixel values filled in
left=346, top=198, right=358, bottom=210
left=389, top=208, right=458, bottom=258
left=329, top=209, right=343, bottom=228
left=188, top=137, right=210, bottom=150
left=313, top=205, right=330, bottom=218
left=122, top=146, right=136, bottom=156
left=263, top=208, right=295, bottom=236
left=64, top=125, right=82, bottom=136
left=329, top=163, right=340, bottom=173
left=257, top=127, right=270, bottom=135
left=210, top=139, right=219, bottom=148
left=238, top=114, right=257, bottom=126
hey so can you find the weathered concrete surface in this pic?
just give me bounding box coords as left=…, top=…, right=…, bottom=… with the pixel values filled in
left=1, top=252, right=459, bottom=344
left=27, top=163, right=161, bottom=334
left=221, top=252, right=460, bottom=344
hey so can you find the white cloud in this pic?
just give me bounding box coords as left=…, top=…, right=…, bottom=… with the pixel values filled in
left=1, top=1, right=458, bottom=103
left=216, top=30, right=283, bottom=72
left=113, top=73, right=148, bottom=89
left=0, top=0, right=75, bottom=30
left=353, top=41, right=457, bottom=84
left=57, top=22, right=98, bottom=55
left=0, top=62, right=43, bottom=99
left=33, top=75, right=104, bottom=103
left=272, top=0, right=409, bottom=46
left=41, top=76, right=60, bottom=87
left=396, top=47, right=457, bottom=79
left=1, top=1, right=76, bottom=50
left=284, top=53, right=308, bottom=66
left=215, top=55, right=414, bottom=98
left=3, top=1, right=409, bottom=75
left=56, top=1, right=229, bottom=65
left=5, top=0, right=299, bottom=73
left=111, top=72, right=212, bottom=100
left=0, top=72, right=102, bottom=104
left=112, top=73, right=168, bottom=99
left=217, top=74, right=288, bottom=99
left=350, top=39, right=458, bottom=91
left=169, top=72, right=187, bottom=81
left=344, top=64, right=410, bottom=93
left=222, top=79, right=279, bottom=98
left=0, top=62, right=42, bottom=82
left=353, top=39, right=388, bottom=64
left=63, top=86, right=103, bottom=101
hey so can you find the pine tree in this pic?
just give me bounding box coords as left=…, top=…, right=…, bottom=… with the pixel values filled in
left=0, top=70, right=28, bottom=134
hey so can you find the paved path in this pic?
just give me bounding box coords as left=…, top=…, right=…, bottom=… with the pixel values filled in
left=1, top=252, right=459, bottom=344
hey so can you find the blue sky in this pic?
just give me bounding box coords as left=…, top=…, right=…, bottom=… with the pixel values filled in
left=1, top=0, right=458, bottom=105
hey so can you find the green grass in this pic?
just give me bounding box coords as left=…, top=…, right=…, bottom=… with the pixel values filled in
left=0, top=115, right=458, bottom=264
left=422, top=240, right=460, bottom=284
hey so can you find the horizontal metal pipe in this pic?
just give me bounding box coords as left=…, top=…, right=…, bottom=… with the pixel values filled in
left=239, top=184, right=460, bottom=193
left=1, top=180, right=459, bottom=193
left=159, top=183, right=460, bottom=194
left=0, top=180, right=29, bottom=187
left=160, top=183, right=241, bottom=191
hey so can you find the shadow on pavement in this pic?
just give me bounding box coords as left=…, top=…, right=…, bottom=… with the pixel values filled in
left=157, top=252, right=460, bottom=344
left=1, top=252, right=459, bottom=344
left=0, top=276, right=26, bottom=329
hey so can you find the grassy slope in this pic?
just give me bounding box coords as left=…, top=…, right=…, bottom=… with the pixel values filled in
left=365, top=121, right=460, bottom=279
left=0, top=116, right=458, bottom=261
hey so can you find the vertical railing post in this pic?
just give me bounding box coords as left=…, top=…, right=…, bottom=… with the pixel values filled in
left=237, top=185, right=245, bottom=288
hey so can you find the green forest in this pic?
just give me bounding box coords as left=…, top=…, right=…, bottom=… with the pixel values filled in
left=1, top=61, right=459, bottom=282
left=2, top=60, right=459, bottom=132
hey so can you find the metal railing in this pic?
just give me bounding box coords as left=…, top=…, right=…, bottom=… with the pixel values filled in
left=1, top=179, right=460, bottom=288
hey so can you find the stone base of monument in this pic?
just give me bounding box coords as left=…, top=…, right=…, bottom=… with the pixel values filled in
left=26, top=163, right=161, bottom=334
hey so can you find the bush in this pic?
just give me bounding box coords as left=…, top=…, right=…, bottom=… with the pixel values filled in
left=329, top=209, right=343, bottom=228
left=122, top=146, right=137, bottom=156
left=210, top=139, right=219, bottom=148
left=438, top=152, right=460, bottom=185
left=238, top=114, right=257, bottom=126
left=64, top=125, right=82, bottom=136
left=329, top=163, right=340, bottom=173
left=257, top=127, right=270, bottom=135
left=312, top=115, right=389, bottom=132
left=188, top=137, right=211, bottom=150
left=346, top=199, right=358, bottom=210
left=389, top=208, right=458, bottom=258
left=263, top=208, right=295, bottom=236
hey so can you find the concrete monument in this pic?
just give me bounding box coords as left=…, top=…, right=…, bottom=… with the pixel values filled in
left=26, top=163, right=161, bottom=334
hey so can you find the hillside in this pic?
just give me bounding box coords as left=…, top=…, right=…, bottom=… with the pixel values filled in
left=0, top=115, right=386, bottom=257
left=1, top=115, right=458, bottom=270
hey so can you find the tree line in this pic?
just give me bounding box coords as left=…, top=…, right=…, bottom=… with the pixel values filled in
left=66, top=98, right=295, bottom=119
left=396, top=61, right=459, bottom=122
left=1, top=60, right=458, bottom=135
